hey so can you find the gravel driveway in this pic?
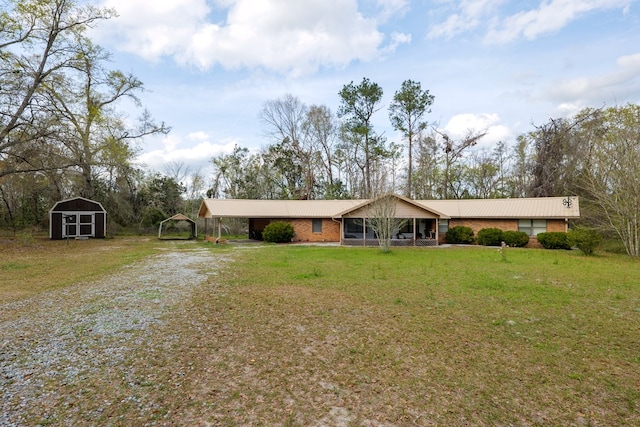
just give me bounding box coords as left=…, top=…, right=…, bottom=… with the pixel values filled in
left=0, top=248, right=233, bottom=426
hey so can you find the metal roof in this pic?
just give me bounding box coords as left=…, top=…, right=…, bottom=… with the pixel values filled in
left=198, top=199, right=366, bottom=218
left=198, top=196, right=580, bottom=219
left=162, top=213, right=195, bottom=223
left=416, top=196, right=580, bottom=219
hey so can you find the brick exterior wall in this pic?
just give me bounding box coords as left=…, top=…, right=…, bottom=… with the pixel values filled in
left=546, top=219, right=568, bottom=232
left=250, top=218, right=341, bottom=242
left=244, top=216, right=569, bottom=246
left=290, top=218, right=341, bottom=242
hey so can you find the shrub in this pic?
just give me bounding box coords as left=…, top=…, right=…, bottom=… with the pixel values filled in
left=141, top=207, right=165, bottom=227
left=502, top=230, right=529, bottom=248
left=537, top=232, right=571, bottom=250
left=477, top=228, right=503, bottom=246
left=568, top=226, right=601, bottom=255
left=445, top=226, right=475, bottom=244
left=262, top=221, right=295, bottom=243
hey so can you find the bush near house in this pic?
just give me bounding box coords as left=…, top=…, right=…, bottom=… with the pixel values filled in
left=262, top=221, right=295, bottom=243
left=537, top=232, right=571, bottom=250
left=477, top=228, right=504, bottom=246
left=502, top=230, right=529, bottom=248
left=445, top=226, right=475, bottom=244
left=568, top=226, right=601, bottom=255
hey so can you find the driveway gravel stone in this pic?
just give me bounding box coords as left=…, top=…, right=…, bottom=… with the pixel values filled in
left=0, top=248, right=232, bottom=426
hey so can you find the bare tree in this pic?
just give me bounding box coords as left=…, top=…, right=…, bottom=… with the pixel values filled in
left=260, top=94, right=319, bottom=199
left=433, top=129, right=486, bottom=199
left=0, top=0, right=115, bottom=164
left=164, top=160, right=191, bottom=184
left=303, top=104, right=340, bottom=197
left=43, top=41, right=168, bottom=199
left=365, top=194, right=407, bottom=253
left=578, top=104, right=640, bottom=257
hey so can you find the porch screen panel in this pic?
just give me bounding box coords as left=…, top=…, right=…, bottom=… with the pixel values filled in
left=344, top=218, right=363, bottom=235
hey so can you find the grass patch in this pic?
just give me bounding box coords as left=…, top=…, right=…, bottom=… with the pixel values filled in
left=158, top=245, right=640, bottom=425
left=3, top=242, right=639, bottom=425
left=0, top=237, right=165, bottom=302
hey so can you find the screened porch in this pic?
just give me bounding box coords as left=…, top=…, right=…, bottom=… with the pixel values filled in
left=341, top=217, right=440, bottom=247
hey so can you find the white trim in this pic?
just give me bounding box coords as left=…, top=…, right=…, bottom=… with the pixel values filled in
left=61, top=211, right=96, bottom=238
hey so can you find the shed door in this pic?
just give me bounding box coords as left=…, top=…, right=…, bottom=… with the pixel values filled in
left=79, top=214, right=94, bottom=236
left=62, top=213, right=94, bottom=237
left=63, top=214, right=77, bottom=237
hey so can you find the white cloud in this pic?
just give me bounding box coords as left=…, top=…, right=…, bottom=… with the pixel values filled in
left=428, top=13, right=478, bottom=39
left=485, top=0, right=632, bottom=44
left=95, top=0, right=386, bottom=76
left=427, top=1, right=632, bottom=43
left=442, top=113, right=512, bottom=146
left=427, top=0, right=505, bottom=40
left=376, top=0, right=410, bottom=22
left=135, top=132, right=238, bottom=173
left=381, top=31, right=412, bottom=54
left=96, top=0, right=210, bottom=60
left=547, top=51, right=640, bottom=110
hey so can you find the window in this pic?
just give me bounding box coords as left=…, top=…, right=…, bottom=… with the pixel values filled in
left=312, top=219, right=322, bottom=233
left=518, top=219, right=546, bottom=236
left=438, top=219, right=449, bottom=234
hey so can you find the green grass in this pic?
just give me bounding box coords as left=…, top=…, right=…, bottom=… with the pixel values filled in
left=3, top=241, right=639, bottom=425
left=0, top=237, right=164, bottom=302
left=163, top=245, right=640, bottom=425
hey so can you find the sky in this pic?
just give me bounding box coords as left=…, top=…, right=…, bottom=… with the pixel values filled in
left=89, top=0, right=640, bottom=178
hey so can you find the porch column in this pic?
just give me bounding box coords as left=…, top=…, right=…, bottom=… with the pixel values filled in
left=412, top=217, right=416, bottom=246
left=362, top=217, right=366, bottom=246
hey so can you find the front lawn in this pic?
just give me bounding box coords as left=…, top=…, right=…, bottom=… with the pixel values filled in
left=2, top=240, right=638, bottom=425
left=159, top=245, right=640, bottom=425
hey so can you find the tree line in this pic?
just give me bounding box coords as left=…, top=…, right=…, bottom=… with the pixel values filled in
left=0, top=0, right=173, bottom=232
left=1, top=1, right=639, bottom=256
left=210, top=90, right=640, bottom=256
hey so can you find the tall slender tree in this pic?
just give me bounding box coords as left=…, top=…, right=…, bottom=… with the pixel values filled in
left=389, top=80, right=434, bottom=198
left=337, top=78, right=384, bottom=197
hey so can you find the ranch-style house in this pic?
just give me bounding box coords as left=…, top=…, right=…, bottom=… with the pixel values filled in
left=198, top=194, right=580, bottom=247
